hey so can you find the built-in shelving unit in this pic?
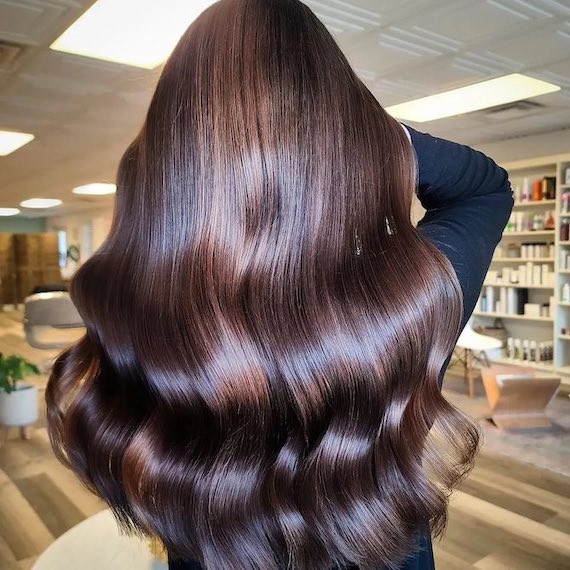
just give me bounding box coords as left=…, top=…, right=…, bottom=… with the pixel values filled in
left=474, top=153, right=570, bottom=385
left=502, top=230, right=555, bottom=237
left=557, top=158, right=570, bottom=385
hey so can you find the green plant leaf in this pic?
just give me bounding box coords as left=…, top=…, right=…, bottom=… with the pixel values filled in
left=0, top=354, right=39, bottom=394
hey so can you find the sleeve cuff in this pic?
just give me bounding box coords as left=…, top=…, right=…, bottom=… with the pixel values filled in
left=399, top=122, right=412, bottom=143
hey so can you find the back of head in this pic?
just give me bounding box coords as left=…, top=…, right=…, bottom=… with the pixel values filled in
left=46, top=1, right=479, bottom=568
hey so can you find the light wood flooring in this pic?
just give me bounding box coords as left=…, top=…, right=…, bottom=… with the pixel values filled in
left=1, top=309, right=569, bottom=569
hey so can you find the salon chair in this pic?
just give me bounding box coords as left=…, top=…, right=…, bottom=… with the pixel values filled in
left=23, top=291, right=84, bottom=351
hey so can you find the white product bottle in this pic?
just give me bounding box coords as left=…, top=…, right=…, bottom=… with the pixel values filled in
left=507, top=337, right=515, bottom=359
left=486, top=286, right=495, bottom=313
left=530, top=340, right=537, bottom=363
left=514, top=338, right=522, bottom=360
left=522, top=177, right=531, bottom=201
left=562, top=283, right=570, bottom=303
left=522, top=339, right=529, bottom=361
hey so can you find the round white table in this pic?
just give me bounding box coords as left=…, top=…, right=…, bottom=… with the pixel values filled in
left=32, top=509, right=168, bottom=570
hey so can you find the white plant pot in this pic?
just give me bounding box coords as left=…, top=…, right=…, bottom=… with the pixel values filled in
left=0, top=384, right=39, bottom=427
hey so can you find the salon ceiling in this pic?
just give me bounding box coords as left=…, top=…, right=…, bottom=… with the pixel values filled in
left=0, top=0, right=569, bottom=217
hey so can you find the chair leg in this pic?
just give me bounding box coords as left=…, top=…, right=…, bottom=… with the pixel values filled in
left=463, top=348, right=469, bottom=381
left=19, top=425, right=32, bottom=441
left=467, top=349, right=475, bottom=398
left=482, top=350, right=490, bottom=367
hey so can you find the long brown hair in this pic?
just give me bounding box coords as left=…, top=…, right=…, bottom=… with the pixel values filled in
left=46, top=1, right=479, bottom=568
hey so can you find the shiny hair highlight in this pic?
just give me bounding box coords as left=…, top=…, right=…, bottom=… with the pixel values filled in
left=46, top=1, right=480, bottom=568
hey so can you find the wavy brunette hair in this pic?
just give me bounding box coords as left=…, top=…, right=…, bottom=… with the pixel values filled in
left=46, top=0, right=480, bottom=568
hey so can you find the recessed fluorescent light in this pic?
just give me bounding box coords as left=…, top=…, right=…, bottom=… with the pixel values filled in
left=0, top=208, right=20, bottom=216
left=50, top=0, right=218, bottom=69
left=386, top=74, right=561, bottom=123
left=0, top=131, right=34, bottom=156
left=20, top=198, right=62, bottom=209
left=73, top=183, right=116, bottom=196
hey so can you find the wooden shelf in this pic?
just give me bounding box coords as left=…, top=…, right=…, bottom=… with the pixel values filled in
left=512, top=199, right=556, bottom=208
left=483, top=282, right=554, bottom=289
left=560, top=270, right=570, bottom=274
left=558, top=335, right=570, bottom=341
left=560, top=241, right=570, bottom=246
left=492, top=257, right=554, bottom=262
left=489, top=356, right=555, bottom=373
left=473, top=311, right=553, bottom=322
left=502, top=230, right=555, bottom=237
left=559, top=302, right=570, bottom=307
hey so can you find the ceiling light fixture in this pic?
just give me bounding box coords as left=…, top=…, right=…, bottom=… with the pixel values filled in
left=50, top=0, right=218, bottom=69
left=72, top=183, right=116, bottom=196
left=20, top=198, right=62, bottom=209
left=386, top=73, right=560, bottom=123
left=0, top=208, right=20, bottom=216
left=0, top=130, right=35, bottom=156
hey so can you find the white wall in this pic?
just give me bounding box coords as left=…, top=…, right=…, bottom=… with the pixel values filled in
left=0, top=217, right=47, bottom=233
left=47, top=208, right=113, bottom=263
left=475, top=128, right=569, bottom=165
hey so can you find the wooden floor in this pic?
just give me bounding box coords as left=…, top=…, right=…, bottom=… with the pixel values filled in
left=1, top=310, right=569, bottom=569
left=0, top=424, right=105, bottom=570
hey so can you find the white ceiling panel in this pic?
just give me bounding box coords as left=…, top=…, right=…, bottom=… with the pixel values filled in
left=487, top=23, right=570, bottom=67
left=306, top=0, right=382, bottom=33
left=0, top=0, right=569, bottom=218
left=384, top=57, right=487, bottom=97
left=0, top=0, right=80, bottom=46
left=413, top=0, right=536, bottom=44
left=536, top=63, right=570, bottom=91
left=494, top=0, right=570, bottom=18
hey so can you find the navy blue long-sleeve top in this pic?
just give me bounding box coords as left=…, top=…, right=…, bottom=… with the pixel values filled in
left=169, top=127, right=514, bottom=570
left=407, top=124, right=514, bottom=394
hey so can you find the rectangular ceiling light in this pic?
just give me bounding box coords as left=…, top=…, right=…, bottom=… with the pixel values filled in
left=386, top=74, right=560, bottom=123
left=50, top=0, right=218, bottom=69
left=0, top=130, right=34, bottom=156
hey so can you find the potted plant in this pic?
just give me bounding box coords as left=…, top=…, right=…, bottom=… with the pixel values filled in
left=0, top=353, right=40, bottom=437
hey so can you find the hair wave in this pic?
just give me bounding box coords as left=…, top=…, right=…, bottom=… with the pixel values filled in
left=46, top=1, right=480, bottom=568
